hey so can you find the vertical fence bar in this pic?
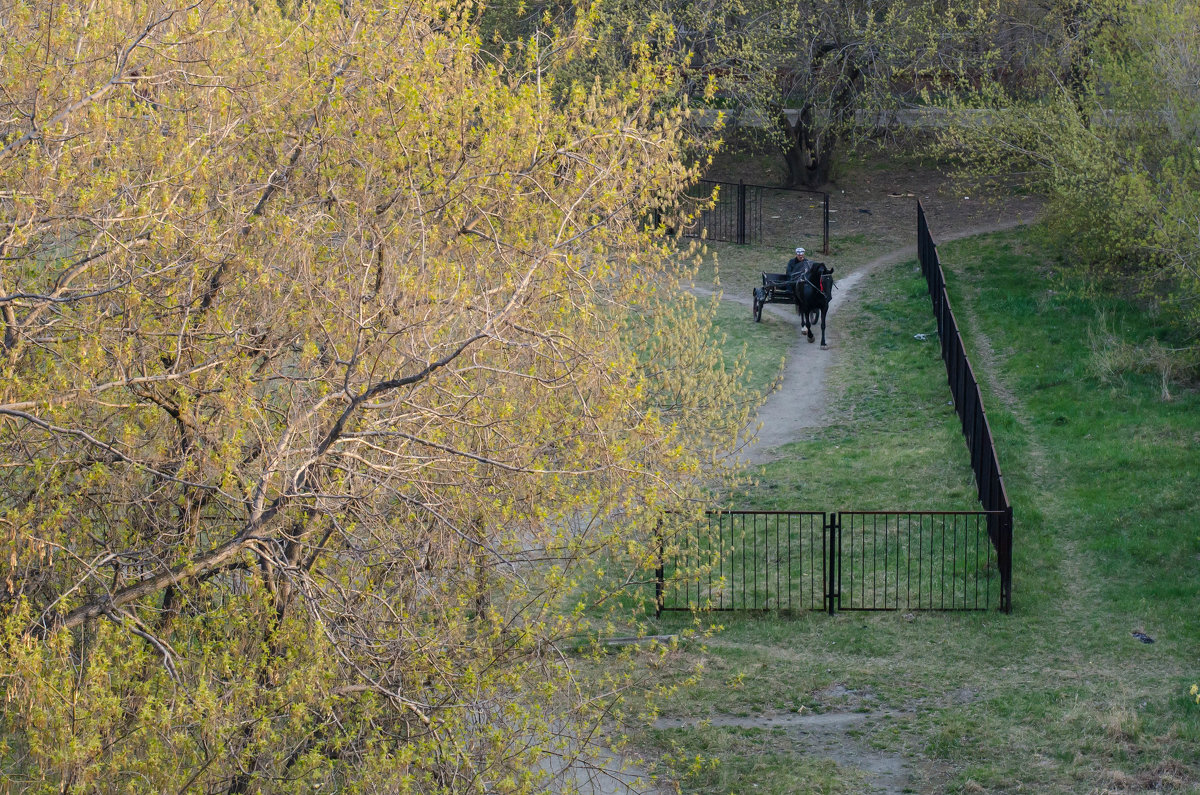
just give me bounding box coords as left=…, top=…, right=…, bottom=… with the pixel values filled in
left=753, top=512, right=759, bottom=609
left=823, top=193, right=830, bottom=254
left=723, top=513, right=729, bottom=609
left=872, top=514, right=879, bottom=609
left=988, top=516, right=998, bottom=614
left=691, top=521, right=700, bottom=612
left=826, top=514, right=836, bottom=615
left=774, top=515, right=780, bottom=610
left=672, top=523, right=679, bottom=610
left=835, top=513, right=842, bottom=612
left=741, top=514, right=746, bottom=610
left=938, top=515, right=946, bottom=610
left=905, top=514, right=912, bottom=609
left=820, top=513, right=825, bottom=611
left=971, top=405, right=983, bottom=480
left=787, top=514, right=793, bottom=611
left=952, top=515, right=960, bottom=608
left=842, top=513, right=851, bottom=611
left=883, top=514, right=890, bottom=609
left=1001, top=506, right=1013, bottom=613
left=816, top=516, right=825, bottom=610
left=969, top=516, right=979, bottom=610
left=755, top=186, right=763, bottom=245
left=706, top=517, right=711, bottom=607
left=736, top=180, right=747, bottom=245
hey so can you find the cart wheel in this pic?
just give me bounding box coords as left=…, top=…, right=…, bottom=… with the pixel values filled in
left=752, top=290, right=763, bottom=322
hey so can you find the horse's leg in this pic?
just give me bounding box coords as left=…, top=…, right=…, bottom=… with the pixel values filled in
left=795, top=295, right=812, bottom=338
left=819, top=304, right=828, bottom=348
left=802, top=289, right=816, bottom=341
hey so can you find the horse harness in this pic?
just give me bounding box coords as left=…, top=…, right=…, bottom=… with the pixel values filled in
left=800, top=263, right=832, bottom=301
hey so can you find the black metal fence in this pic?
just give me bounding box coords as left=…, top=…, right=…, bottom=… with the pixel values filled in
left=654, top=206, right=1015, bottom=617
left=917, top=202, right=1013, bottom=612
left=837, top=512, right=1000, bottom=611
left=680, top=179, right=830, bottom=253
left=680, top=180, right=761, bottom=245
left=658, top=511, right=826, bottom=612
left=658, top=510, right=1003, bottom=615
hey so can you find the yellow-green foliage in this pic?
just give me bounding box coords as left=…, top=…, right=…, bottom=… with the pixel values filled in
left=936, top=0, right=1200, bottom=340
left=0, top=0, right=753, bottom=790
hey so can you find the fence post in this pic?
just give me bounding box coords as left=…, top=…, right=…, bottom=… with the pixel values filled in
left=822, top=193, right=830, bottom=254
left=825, top=513, right=838, bottom=615
left=737, top=180, right=747, bottom=245
left=1000, top=507, right=1013, bottom=613
left=655, top=521, right=664, bottom=618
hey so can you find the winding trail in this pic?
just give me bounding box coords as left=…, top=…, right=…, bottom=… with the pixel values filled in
left=735, top=220, right=1030, bottom=464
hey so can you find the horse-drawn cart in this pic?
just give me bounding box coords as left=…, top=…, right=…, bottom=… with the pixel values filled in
left=751, top=262, right=836, bottom=345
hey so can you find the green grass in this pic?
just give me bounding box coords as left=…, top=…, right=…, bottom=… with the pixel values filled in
left=711, top=299, right=792, bottom=399
left=939, top=233, right=1200, bottom=624
left=635, top=228, right=1200, bottom=793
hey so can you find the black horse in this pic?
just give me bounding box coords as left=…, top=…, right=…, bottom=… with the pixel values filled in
left=795, top=264, right=834, bottom=347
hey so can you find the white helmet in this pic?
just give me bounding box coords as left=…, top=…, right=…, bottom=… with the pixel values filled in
left=795, top=247, right=805, bottom=256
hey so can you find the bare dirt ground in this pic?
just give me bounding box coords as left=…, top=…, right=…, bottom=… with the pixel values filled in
left=704, top=143, right=1042, bottom=253
left=654, top=681, right=917, bottom=794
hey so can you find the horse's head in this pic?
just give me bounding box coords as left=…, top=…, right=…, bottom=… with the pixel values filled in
left=816, top=264, right=834, bottom=295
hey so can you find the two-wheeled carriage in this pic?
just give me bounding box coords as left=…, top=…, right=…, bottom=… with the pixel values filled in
left=751, top=271, right=799, bottom=323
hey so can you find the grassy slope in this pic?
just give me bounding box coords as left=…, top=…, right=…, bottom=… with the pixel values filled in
left=640, top=229, right=1200, bottom=794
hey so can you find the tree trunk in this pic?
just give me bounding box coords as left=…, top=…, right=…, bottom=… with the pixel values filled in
left=778, top=105, right=835, bottom=189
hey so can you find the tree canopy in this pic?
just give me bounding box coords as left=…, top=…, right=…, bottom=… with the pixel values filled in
left=0, top=0, right=752, bottom=791
left=483, top=0, right=1008, bottom=187
left=937, top=0, right=1200, bottom=346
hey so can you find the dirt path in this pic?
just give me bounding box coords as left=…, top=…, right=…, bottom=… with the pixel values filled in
left=740, top=219, right=1032, bottom=464
left=653, top=709, right=916, bottom=794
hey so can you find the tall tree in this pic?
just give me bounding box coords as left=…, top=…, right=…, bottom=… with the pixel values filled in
left=0, top=0, right=752, bottom=791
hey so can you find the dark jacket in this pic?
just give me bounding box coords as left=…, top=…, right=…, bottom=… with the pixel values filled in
left=786, top=256, right=809, bottom=280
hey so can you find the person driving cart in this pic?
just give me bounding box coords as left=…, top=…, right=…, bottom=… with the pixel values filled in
left=787, top=247, right=828, bottom=293
left=786, top=247, right=809, bottom=279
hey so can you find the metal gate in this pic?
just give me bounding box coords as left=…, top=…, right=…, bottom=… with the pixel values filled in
left=678, top=180, right=831, bottom=252
left=657, top=510, right=1009, bottom=615
left=680, top=180, right=763, bottom=245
